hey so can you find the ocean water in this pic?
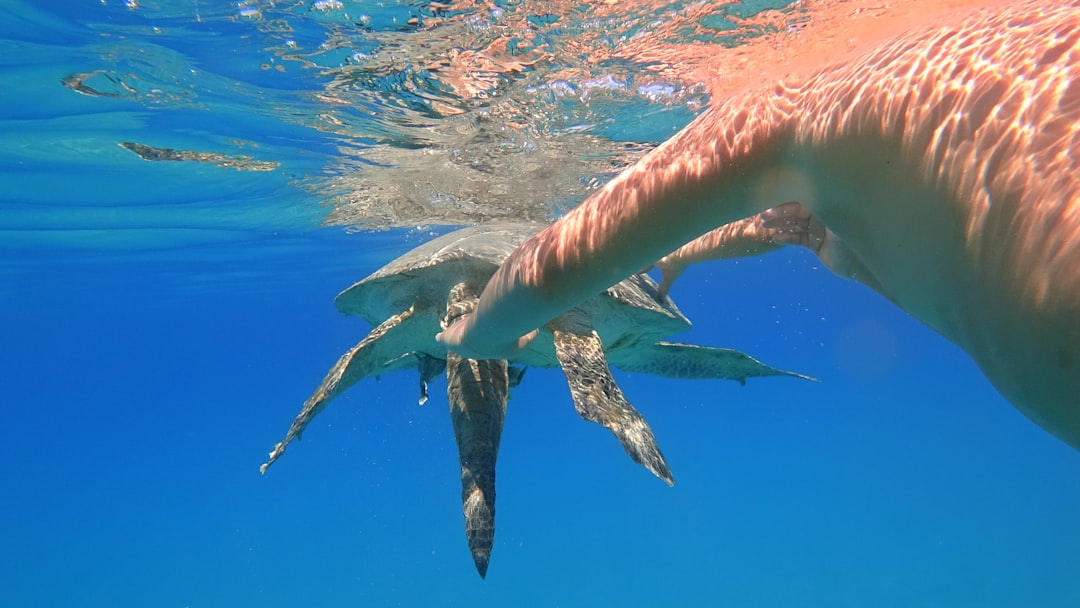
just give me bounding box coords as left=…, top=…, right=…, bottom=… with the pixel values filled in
left=2, top=1, right=1079, bottom=607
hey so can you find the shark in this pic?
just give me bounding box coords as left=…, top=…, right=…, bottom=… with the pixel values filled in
left=437, top=0, right=1080, bottom=451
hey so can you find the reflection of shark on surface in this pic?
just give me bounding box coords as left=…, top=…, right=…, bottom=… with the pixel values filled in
left=439, top=0, right=1080, bottom=451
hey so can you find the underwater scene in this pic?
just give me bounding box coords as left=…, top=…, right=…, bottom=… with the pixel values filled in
left=2, top=0, right=1078, bottom=606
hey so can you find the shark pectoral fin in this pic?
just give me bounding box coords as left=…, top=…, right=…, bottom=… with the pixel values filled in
left=618, top=342, right=816, bottom=383
left=259, top=306, right=416, bottom=475
left=444, top=282, right=509, bottom=579
left=552, top=327, right=674, bottom=486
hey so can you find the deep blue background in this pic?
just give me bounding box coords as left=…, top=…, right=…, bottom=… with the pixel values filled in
left=2, top=1, right=1078, bottom=606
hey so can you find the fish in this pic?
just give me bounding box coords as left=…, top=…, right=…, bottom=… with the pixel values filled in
left=438, top=0, right=1080, bottom=450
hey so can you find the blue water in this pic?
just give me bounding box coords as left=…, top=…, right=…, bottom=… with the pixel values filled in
left=2, top=1, right=1079, bottom=606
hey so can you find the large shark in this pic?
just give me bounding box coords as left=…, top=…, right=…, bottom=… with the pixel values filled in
left=438, top=0, right=1080, bottom=450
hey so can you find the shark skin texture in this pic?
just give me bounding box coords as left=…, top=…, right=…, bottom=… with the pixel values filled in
left=438, top=0, right=1080, bottom=451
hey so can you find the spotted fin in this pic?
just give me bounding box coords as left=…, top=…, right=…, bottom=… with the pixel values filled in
left=552, top=328, right=674, bottom=486
left=260, top=306, right=415, bottom=474
left=613, top=341, right=816, bottom=385
left=445, top=283, right=509, bottom=579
